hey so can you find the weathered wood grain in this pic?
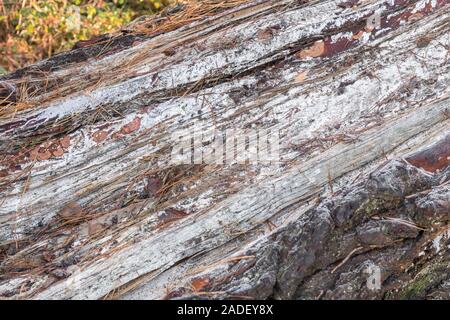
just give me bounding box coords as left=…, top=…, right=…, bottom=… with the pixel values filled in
left=0, top=0, right=449, bottom=299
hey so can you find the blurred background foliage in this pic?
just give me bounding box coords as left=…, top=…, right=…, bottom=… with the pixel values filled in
left=0, top=0, right=172, bottom=74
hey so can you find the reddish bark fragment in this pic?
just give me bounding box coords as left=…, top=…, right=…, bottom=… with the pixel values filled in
left=405, top=135, right=450, bottom=173
left=257, top=25, right=280, bottom=41
left=37, top=147, right=52, bottom=161
left=161, top=288, right=188, bottom=300
left=257, top=28, right=273, bottom=41
left=92, top=130, right=109, bottom=144
left=297, top=40, right=325, bottom=59
left=120, top=117, right=141, bottom=135
left=191, top=277, right=210, bottom=292
left=165, top=208, right=188, bottom=218
left=59, top=136, right=71, bottom=149
left=323, top=36, right=356, bottom=58
left=28, top=147, right=39, bottom=161
left=157, top=208, right=189, bottom=228
left=49, top=143, right=64, bottom=158
left=42, top=251, right=54, bottom=263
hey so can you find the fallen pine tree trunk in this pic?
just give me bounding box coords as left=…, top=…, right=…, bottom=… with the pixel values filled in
left=0, top=0, right=449, bottom=300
